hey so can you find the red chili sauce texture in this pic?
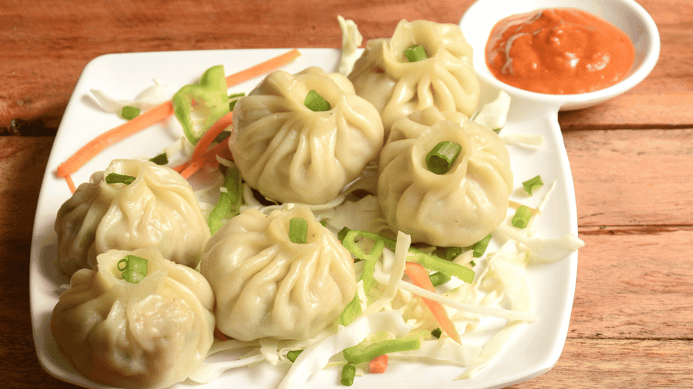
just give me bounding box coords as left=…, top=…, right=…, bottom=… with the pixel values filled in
left=485, top=8, right=635, bottom=94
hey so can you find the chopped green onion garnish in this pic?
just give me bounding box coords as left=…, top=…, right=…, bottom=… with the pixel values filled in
left=472, top=234, right=492, bottom=258
left=341, top=364, right=356, bottom=386
left=408, top=250, right=475, bottom=284
left=493, top=128, right=502, bottom=134
left=286, top=349, right=303, bottom=362
left=117, top=255, right=148, bottom=284
left=304, top=90, right=332, bottom=112
left=149, top=152, right=169, bottom=165
left=120, top=105, right=141, bottom=120
left=105, top=172, right=136, bottom=185
left=512, top=205, right=533, bottom=229
left=426, top=141, right=462, bottom=175
left=431, top=328, right=442, bottom=339
left=289, top=217, right=309, bottom=244
left=404, top=44, right=428, bottom=62
left=522, top=175, right=544, bottom=195
left=429, top=271, right=451, bottom=287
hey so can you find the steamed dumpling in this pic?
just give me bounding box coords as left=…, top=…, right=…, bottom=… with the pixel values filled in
left=50, top=247, right=215, bottom=389
left=200, top=204, right=356, bottom=341
left=348, top=19, right=480, bottom=133
left=54, top=159, right=211, bottom=276
left=230, top=66, right=384, bottom=205
left=378, top=107, right=513, bottom=247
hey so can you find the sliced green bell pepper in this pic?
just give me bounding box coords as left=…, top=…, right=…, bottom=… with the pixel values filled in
left=172, top=65, right=230, bottom=145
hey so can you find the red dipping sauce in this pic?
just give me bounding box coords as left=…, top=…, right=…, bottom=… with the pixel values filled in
left=485, top=8, right=635, bottom=94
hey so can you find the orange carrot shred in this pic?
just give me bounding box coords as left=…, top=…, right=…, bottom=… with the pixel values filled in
left=177, top=139, right=230, bottom=179
left=191, top=111, right=233, bottom=162
left=64, top=174, right=77, bottom=193
left=404, top=262, right=462, bottom=344
left=225, top=48, right=301, bottom=87
left=369, top=354, right=388, bottom=374
left=55, top=101, right=174, bottom=178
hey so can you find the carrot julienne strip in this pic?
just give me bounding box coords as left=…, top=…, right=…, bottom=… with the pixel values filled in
left=64, top=174, right=77, bottom=193
left=369, top=354, right=388, bottom=374
left=191, top=111, right=233, bottom=162
left=178, top=140, right=230, bottom=179
left=225, top=48, right=301, bottom=87
left=404, top=262, right=462, bottom=344
left=55, top=101, right=174, bottom=178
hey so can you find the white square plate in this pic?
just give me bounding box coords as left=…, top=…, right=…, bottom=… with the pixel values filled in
left=30, top=48, right=578, bottom=389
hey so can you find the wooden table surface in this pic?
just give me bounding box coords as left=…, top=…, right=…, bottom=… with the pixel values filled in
left=2, top=0, right=692, bottom=387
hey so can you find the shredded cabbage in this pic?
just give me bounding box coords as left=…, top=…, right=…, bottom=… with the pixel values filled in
left=277, top=311, right=413, bottom=389
left=473, top=90, right=511, bottom=131
left=90, top=79, right=167, bottom=114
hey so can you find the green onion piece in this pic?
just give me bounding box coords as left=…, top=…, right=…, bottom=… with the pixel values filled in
left=429, top=271, right=451, bottom=287
left=304, top=90, right=332, bottom=112
left=522, top=175, right=544, bottom=195
left=404, top=45, right=428, bottom=62
left=105, top=172, right=136, bottom=185
left=512, top=205, right=533, bottom=229
left=341, top=364, right=356, bottom=386
left=286, top=349, right=303, bottom=362
left=120, top=105, right=141, bottom=120
left=472, top=234, right=492, bottom=258
left=208, top=166, right=243, bottom=235
left=289, top=217, right=309, bottom=244
left=408, top=250, right=475, bottom=284
left=426, top=141, right=463, bottom=175
left=493, top=128, right=502, bottom=134
left=343, top=331, right=427, bottom=365
left=149, top=152, right=169, bottom=165
left=118, top=255, right=148, bottom=284
left=431, top=328, right=442, bottom=339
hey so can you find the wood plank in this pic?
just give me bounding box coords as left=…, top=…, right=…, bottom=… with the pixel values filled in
left=511, top=338, right=693, bottom=388
left=1, top=0, right=692, bottom=132
left=571, top=227, right=693, bottom=339
left=565, top=128, right=693, bottom=227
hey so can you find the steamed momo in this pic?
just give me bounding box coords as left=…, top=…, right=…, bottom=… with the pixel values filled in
left=50, top=247, right=215, bottom=389
left=200, top=204, right=357, bottom=341
left=54, top=159, right=210, bottom=276
left=348, top=19, right=481, bottom=133
left=230, top=66, right=384, bottom=205
left=378, top=107, right=513, bottom=247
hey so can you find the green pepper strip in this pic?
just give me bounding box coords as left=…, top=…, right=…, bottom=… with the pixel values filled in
left=172, top=65, right=230, bottom=145
left=342, top=330, right=428, bottom=365
left=208, top=166, right=243, bottom=235
left=340, top=229, right=475, bottom=285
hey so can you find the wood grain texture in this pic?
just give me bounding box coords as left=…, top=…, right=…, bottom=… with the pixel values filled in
left=1, top=0, right=692, bottom=388
left=1, top=0, right=692, bottom=132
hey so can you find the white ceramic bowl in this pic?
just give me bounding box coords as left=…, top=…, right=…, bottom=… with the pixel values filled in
left=460, top=0, right=660, bottom=111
